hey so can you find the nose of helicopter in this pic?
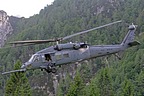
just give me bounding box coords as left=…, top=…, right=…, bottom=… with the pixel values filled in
left=21, top=62, right=31, bottom=69
left=21, top=63, right=26, bottom=69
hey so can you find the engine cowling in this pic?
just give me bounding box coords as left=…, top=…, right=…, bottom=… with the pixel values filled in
left=54, top=43, right=87, bottom=51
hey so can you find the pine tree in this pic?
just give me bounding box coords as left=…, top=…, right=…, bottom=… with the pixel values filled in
left=5, top=60, right=32, bottom=96
left=134, top=71, right=144, bottom=96
left=66, top=72, right=84, bottom=96
left=120, top=78, right=134, bottom=96
left=97, top=68, right=114, bottom=96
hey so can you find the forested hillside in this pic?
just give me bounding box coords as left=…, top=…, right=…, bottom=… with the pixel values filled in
left=0, top=0, right=144, bottom=95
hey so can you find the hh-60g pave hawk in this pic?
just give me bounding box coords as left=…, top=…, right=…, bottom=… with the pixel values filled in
left=2, top=20, right=140, bottom=75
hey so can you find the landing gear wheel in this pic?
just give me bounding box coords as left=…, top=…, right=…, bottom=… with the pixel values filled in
left=51, top=67, right=57, bottom=73
left=44, top=66, right=56, bottom=73
left=45, top=69, right=51, bottom=73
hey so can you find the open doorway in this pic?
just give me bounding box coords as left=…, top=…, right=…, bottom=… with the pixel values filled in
left=45, top=54, right=51, bottom=61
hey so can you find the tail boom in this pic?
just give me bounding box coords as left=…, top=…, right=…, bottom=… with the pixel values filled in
left=121, top=24, right=140, bottom=47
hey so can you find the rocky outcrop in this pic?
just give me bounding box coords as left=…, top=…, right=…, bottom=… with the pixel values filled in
left=0, top=10, right=13, bottom=47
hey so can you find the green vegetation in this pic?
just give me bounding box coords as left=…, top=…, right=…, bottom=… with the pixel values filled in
left=0, top=0, right=144, bottom=95
left=67, top=72, right=84, bottom=96
left=5, top=60, right=32, bottom=96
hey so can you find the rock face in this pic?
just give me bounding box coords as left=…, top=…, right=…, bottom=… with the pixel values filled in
left=0, top=10, right=13, bottom=47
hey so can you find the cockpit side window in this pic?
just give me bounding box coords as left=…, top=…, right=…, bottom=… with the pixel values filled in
left=33, top=56, right=39, bottom=62
left=28, top=54, right=40, bottom=62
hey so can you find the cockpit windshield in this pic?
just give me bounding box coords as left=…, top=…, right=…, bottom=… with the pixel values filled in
left=28, top=54, right=40, bottom=62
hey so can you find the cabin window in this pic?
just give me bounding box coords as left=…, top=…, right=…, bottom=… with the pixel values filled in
left=63, top=53, right=69, bottom=58
left=98, top=53, right=102, bottom=54
left=55, top=53, right=62, bottom=60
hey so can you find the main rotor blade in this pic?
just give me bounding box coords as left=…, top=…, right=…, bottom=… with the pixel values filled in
left=9, top=38, right=61, bottom=45
left=8, top=20, right=121, bottom=46
left=2, top=69, right=26, bottom=75
left=62, top=20, right=122, bottom=40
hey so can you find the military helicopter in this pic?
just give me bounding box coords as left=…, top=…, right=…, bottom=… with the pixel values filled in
left=2, top=20, right=140, bottom=75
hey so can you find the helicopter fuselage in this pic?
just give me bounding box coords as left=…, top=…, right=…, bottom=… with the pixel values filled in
left=24, top=43, right=124, bottom=71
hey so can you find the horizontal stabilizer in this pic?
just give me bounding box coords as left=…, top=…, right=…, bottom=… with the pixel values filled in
left=2, top=69, right=26, bottom=75
left=128, top=41, right=140, bottom=47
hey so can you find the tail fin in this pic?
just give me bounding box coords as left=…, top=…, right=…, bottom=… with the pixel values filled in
left=121, top=24, right=140, bottom=47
